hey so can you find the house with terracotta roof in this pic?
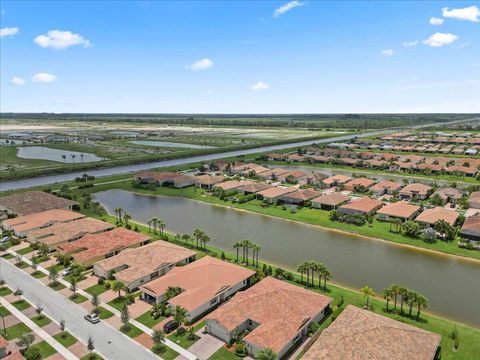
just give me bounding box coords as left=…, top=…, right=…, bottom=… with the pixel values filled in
left=140, top=256, right=255, bottom=322
left=302, top=305, right=441, bottom=360
left=256, top=186, right=297, bottom=203
left=213, top=180, right=253, bottom=192
left=93, top=240, right=196, bottom=291
left=257, top=168, right=289, bottom=180
left=241, top=165, right=270, bottom=177
left=311, top=192, right=350, bottom=210
left=338, top=197, right=383, bottom=216
left=279, top=189, right=321, bottom=206
left=461, top=215, right=480, bottom=242
left=468, top=191, right=480, bottom=209
left=2, top=209, right=85, bottom=238
left=58, top=227, right=151, bottom=267
left=415, top=207, right=459, bottom=227
left=231, top=163, right=258, bottom=174
left=194, top=175, right=224, bottom=189
left=266, top=153, right=286, bottom=161
left=416, top=163, right=443, bottom=173
left=322, top=175, right=352, bottom=188
left=237, top=182, right=273, bottom=195
left=206, top=277, right=332, bottom=359
left=377, top=201, right=420, bottom=222
left=287, top=154, right=304, bottom=162
left=434, top=187, right=464, bottom=205
left=344, top=177, right=375, bottom=192
left=399, top=183, right=433, bottom=201
left=26, top=217, right=113, bottom=251
left=277, top=170, right=309, bottom=184
left=0, top=191, right=78, bottom=216
left=446, top=165, right=478, bottom=177
left=370, top=180, right=402, bottom=196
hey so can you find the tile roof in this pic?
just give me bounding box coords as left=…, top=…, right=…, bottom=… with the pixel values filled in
left=257, top=186, right=297, bottom=199
left=140, top=256, right=255, bottom=311
left=281, top=189, right=322, bottom=201
left=415, top=207, right=459, bottom=226
left=469, top=191, right=480, bottom=203
left=0, top=191, right=78, bottom=215
left=194, top=175, right=225, bottom=186
left=435, top=187, right=463, bottom=201
left=237, top=182, right=273, bottom=193
left=370, top=180, right=402, bottom=193
left=2, top=209, right=85, bottom=234
left=377, top=201, right=420, bottom=219
left=312, top=192, right=350, bottom=206
left=400, top=183, right=432, bottom=196
left=323, top=175, right=352, bottom=185
left=345, top=177, right=375, bottom=188
left=339, top=197, right=383, bottom=214
left=461, top=215, right=480, bottom=237
left=207, top=277, right=331, bottom=353
left=58, top=227, right=151, bottom=264
left=27, top=217, right=113, bottom=248
left=214, top=180, right=253, bottom=191
left=0, top=334, right=7, bottom=347
left=4, top=352, right=25, bottom=360
left=303, top=305, right=441, bottom=360
left=95, top=240, right=196, bottom=283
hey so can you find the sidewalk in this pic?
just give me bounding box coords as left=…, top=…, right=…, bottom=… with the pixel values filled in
left=0, top=297, right=78, bottom=360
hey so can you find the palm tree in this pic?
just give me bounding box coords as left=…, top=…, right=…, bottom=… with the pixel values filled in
left=390, top=284, right=399, bottom=310
left=406, top=291, right=418, bottom=317
left=49, top=268, right=59, bottom=285
left=91, top=293, right=100, bottom=313
left=321, top=265, right=331, bottom=291
left=233, top=241, right=242, bottom=262
left=399, top=286, right=409, bottom=313
left=193, top=228, right=204, bottom=248
left=360, top=285, right=375, bottom=308
left=256, top=348, right=277, bottom=360
left=174, top=305, right=188, bottom=325
left=80, top=153, right=85, bottom=163
left=251, top=243, right=261, bottom=267
left=70, top=278, right=78, bottom=297
left=147, top=218, right=155, bottom=233
left=416, top=294, right=428, bottom=319
left=244, top=240, right=253, bottom=266
left=297, top=263, right=306, bottom=284
left=200, top=233, right=210, bottom=249
left=152, top=329, right=165, bottom=345
left=112, top=280, right=126, bottom=300
left=61, top=154, right=66, bottom=163
left=382, top=288, right=393, bottom=311
left=157, top=219, right=166, bottom=235
left=16, top=333, right=35, bottom=352
left=123, top=213, right=131, bottom=226
left=71, top=154, right=76, bottom=163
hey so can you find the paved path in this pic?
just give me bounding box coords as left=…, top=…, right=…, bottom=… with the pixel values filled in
left=0, top=256, right=161, bottom=360
left=3, top=249, right=198, bottom=360
left=0, top=296, right=78, bottom=360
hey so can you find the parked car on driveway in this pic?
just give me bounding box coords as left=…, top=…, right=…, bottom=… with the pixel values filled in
left=62, top=268, right=73, bottom=276
left=0, top=236, right=10, bottom=243
left=84, top=313, right=100, bottom=324
left=163, top=320, right=178, bottom=333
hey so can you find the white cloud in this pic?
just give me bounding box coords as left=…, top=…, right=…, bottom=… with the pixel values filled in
left=423, top=32, right=458, bottom=47
left=402, top=40, right=418, bottom=47
left=32, top=73, right=57, bottom=83
left=188, top=58, right=214, bottom=71
left=11, top=77, right=25, bottom=86
left=34, top=30, right=91, bottom=49
left=429, top=17, right=444, bottom=25
left=442, top=6, right=480, bottom=22
left=273, top=1, right=305, bottom=17
left=250, top=81, right=270, bottom=91
left=381, top=49, right=394, bottom=57
left=0, top=27, right=19, bottom=38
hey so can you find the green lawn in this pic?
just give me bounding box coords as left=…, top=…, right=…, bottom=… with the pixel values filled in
left=107, top=295, right=140, bottom=311
left=32, top=340, right=57, bottom=358
left=47, top=264, right=65, bottom=273
left=152, top=345, right=179, bottom=360
left=0, top=287, right=12, bottom=296
left=53, top=331, right=78, bottom=347
left=4, top=322, right=32, bottom=340
left=64, top=274, right=87, bottom=283
left=85, top=283, right=108, bottom=296
left=31, top=271, right=47, bottom=279
left=0, top=306, right=11, bottom=317
left=135, top=311, right=164, bottom=328
left=97, top=307, right=114, bottom=320
left=2, top=253, right=14, bottom=260
left=31, top=315, right=52, bottom=327
left=15, top=261, right=29, bottom=269
left=12, top=299, right=31, bottom=311
left=167, top=330, right=201, bottom=349
left=48, top=282, right=66, bottom=291
left=80, top=354, right=103, bottom=360
left=208, top=347, right=242, bottom=360
left=16, top=246, right=34, bottom=255
left=69, top=293, right=88, bottom=304
left=119, top=324, right=143, bottom=338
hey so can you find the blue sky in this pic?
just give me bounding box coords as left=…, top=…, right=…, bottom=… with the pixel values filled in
left=1, top=1, right=479, bottom=113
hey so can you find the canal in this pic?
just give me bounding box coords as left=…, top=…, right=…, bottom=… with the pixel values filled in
left=94, top=189, right=480, bottom=327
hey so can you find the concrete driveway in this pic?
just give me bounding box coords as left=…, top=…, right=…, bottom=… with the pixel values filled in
left=175, top=329, right=223, bottom=360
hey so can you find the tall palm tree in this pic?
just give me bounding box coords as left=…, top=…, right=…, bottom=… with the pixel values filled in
left=360, top=285, right=375, bottom=308
left=382, top=288, right=393, bottom=311
left=398, top=286, right=409, bottom=313
left=321, top=266, right=331, bottom=291
left=123, top=213, right=131, bottom=226
left=193, top=228, right=204, bottom=248
left=200, top=233, right=210, bottom=249
left=406, top=291, right=418, bottom=317
left=112, top=280, right=126, bottom=300
left=297, top=263, right=306, bottom=284
left=390, top=284, right=400, bottom=310
left=233, top=241, right=242, bottom=262
left=416, top=294, right=428, bottom=319
left=158, top=219, right=166, bottom=235
left=251, top=243, right=261, bottom=267
left=71, top=154, right=76, bottom=163
left=244, top=240, right=253, bottom=266
left=80, top=153, right=85, bottom=163
left=256, top=348, right=277, bottom=360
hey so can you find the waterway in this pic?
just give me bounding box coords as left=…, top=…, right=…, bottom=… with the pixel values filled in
left=94, top=189, right=480, bottom=327
left=129, top=140, right=216, bottom=149
left=17, top=146, right=103, bottom=163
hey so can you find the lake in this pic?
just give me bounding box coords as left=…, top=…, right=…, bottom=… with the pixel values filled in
left=94, top=189, right=480, bottom=327
left=17, top=146, right=103, bottom=163
left=129, top=140, right=216, bottom=149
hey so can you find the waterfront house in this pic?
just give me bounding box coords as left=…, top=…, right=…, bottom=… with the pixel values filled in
left=399, top=183, right=433, bottom=201
left=256, top=186, right=298, bottom=203
left=93, top=241, right=196, bottom=291
left=468, top=191, right=480, bottom=209
left=58, top=228, right=151, bottom=267
left=338, top=197, right=383, bottom=216
left=2, top=209, right=85, bottom=238
left=213, top=180, right=253, bottom=192
left=344, top=177, right=375, bottom=192
left=140, top=256, right=255, bottom=322
left=460, top=215, right=480, bottom=242
left=257, top=168, right=289, bottom=180
left=311, top=192, right=350, bottom=210
left=445, top=165, right=478, bottom=177
left=322, top=175, right=352, bottom=188
left=415, top=207, right=459, bottom=227
left=206, top=277, right=332, bottom=359
left=279, top=189, right=322, bottom=206
left=377, top=201, right=421, bottom=222
left=302, top=305, right=441, bottom=360
left=370, top=180, right=402, bottom=196
left=236, top=182, right=273, bottom=195
left=277, top=170, right=309, bottom=184
left=194, top=175, right=224, bottom=189
left=434, top=187, right=464, bottom=205
left=0, top=191, right=78, bottom=216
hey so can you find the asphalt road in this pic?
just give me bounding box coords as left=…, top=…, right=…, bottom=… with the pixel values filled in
left=0, top=258, right=160, bottom=360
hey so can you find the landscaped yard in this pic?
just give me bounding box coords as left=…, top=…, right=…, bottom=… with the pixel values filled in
left=80, top=354, right=103, bottom=360
left=208, top=347, right=242, bottom=360
left=152, top=345, right=179, bottom=360
left=48, top=282, right=66, bottom=291
left=31, top=271, right=47, bottom=279
left=0, top=306, right=11, bottom=317
left=85, top=283, right=108, bottom=296
left=53, top=331, right=78, bottom=347
left=64, top=274, right=87, bottom=283
left=97, top=307, right=114, bottom=319
left=4, top=322, right=31, bottom=340
left=47, top=264, right=65, bottom=273
left=17, top=246, right=34, bottom=255
left=32, top=340, right=57, bottom=358
left=119, top=324, right=143, bottom=338
left=0, top=287, right=12, bottom=296
left=167, top=330, right=200, bottom=349
left=15, top=261, right=29, bottom=269
left=69, top=293, right=88, bottom=304
left=11, top=299, right=31, bottom=311
left=31, top=315, right=52, bottom=327
left=2, top=253, right=14, bottom=260
left=135, top=310, right=164, bottom=328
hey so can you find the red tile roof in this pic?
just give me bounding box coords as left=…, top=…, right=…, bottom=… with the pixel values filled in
left=339, top=197, right=383, bottom=214
left=0, top=191, right=77, bottom=215
left=415, top=207, right=459, bottom=226
left=377, top=201, right=420, bottom=219
left=2, top=209, right=85, bottom=234
left=312, top=192, right=350, bottom=206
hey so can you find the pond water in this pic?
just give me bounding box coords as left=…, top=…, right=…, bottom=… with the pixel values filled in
left=94, top=189, right=480, bottom=327
left=16, top=146, right=103, bottom=163
left=129, top=140, right=216, bottom=149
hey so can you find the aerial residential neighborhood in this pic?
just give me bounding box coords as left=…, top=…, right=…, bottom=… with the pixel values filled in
left=1, top=1, right=479, bottom=360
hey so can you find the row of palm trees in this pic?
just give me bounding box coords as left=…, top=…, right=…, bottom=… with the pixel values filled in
left=297, top=261, right=331, bottom=290
left=61, top=153, right=86, bottom=163
left=232, top=240, right=261, bottom=267
left=147, top=217, right=166, bottom=235
left=382, top=284, right=428, bottom=319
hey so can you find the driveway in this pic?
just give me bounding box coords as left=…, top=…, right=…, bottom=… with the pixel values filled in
left=175, top=330, right=223, bottom=360
left=0, top=257, right=161, bottom=360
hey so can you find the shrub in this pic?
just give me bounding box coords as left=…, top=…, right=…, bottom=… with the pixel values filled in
left=176, top=326, right=186, bottom=336
left=97, top=277, right=105, bottom=285
left=24, top=347, right=41, bottom=360
left=331, top=306, right=344, bottom=322
left=336, top=295, right=344, bottom=308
